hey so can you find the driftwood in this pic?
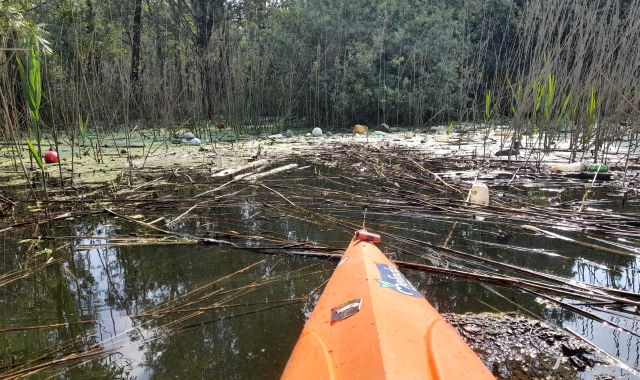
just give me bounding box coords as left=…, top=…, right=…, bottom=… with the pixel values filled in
left=211, top=159, right=268, bottom=177
left=244, top=163, right=298, bottom=183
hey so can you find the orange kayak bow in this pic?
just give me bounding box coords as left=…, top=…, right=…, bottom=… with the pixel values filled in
left=281, top=230, right=495, bottom=380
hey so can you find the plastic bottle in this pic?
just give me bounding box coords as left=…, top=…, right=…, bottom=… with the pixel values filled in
left=550, top=162, right=587, bottom=173
left=588, top=164, right=608, bottom=173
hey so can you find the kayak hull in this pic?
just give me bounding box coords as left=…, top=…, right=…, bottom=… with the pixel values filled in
left=281, top=238, right=495, bottom=380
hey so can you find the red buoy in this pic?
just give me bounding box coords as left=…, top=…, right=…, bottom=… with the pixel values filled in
left=44, top=150, right=59, bottom=164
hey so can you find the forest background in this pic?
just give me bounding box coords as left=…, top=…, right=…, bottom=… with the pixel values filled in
left=2, top=0, right=640, bottom=144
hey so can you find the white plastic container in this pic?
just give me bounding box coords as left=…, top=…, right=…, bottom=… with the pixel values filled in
left=469, top=183, right=489, bottom=205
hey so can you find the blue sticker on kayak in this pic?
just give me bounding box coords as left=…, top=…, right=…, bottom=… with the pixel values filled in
left=375, top=263, right=422, bottom=298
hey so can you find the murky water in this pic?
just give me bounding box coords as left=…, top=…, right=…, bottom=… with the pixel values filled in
left=2, top=159, right=640, bottom=379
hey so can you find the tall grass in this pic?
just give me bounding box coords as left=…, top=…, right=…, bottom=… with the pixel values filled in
left=501, top=0, right=640, bottom=161
left=16, top=31, right=48, bottom=197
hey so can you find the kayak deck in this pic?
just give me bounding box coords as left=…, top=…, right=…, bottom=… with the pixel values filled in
left=281, top=237, right=495, bottom=380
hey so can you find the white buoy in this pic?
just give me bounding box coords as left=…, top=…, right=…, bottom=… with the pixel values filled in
left=468, top=183, right=489, bottom=205
left=189, top=137, right=201, bottom=145
left=312, top=127, right=322, bottom=137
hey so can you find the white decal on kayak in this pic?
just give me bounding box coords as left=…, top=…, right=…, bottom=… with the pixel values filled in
left=375, top=263, right=422, bottom=298
left=336, top=256, right=349, bottom=268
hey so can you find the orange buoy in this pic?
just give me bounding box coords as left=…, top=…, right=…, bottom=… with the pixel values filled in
left=282, top=232, right=495, bottom=380
left=353, top=124, right=368, bottom=134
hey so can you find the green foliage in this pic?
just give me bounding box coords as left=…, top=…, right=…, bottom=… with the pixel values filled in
left=0, top=3, right=51, bottom=47
left=560, top=91, right=572, bottom=119
left=508, top=79, right=523, bottom=117
left=26, top=139, right=43, bottom=170
left=260, top=0, right=474, bottom=126
left=589, top=86, right=597, bottom=120
left=79, top=114, right=89, bottom=145
left=544, top=72, right=555, bottom=119
left=533, top=79, right=545, bottom=120
left=15, top=57, right=38, bottom=122
left=16, top=30, right=45, bottom=144
left=585, top=86, right=597, bottom=142
left=484, top=90, right=497, bottom=122
left=3, top=0, right=638, bottom=138
left=3, top=0, right=520, bottom=129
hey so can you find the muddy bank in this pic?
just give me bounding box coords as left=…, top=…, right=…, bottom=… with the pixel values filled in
left=445, top=313, right=619, bottom=380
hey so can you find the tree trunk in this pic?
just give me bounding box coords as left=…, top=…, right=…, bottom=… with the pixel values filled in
left=192, top=0, right=224, bottom=119
left=85, top=0, right=97, bottom=81
left=131, top=0, right=143, bottom=82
